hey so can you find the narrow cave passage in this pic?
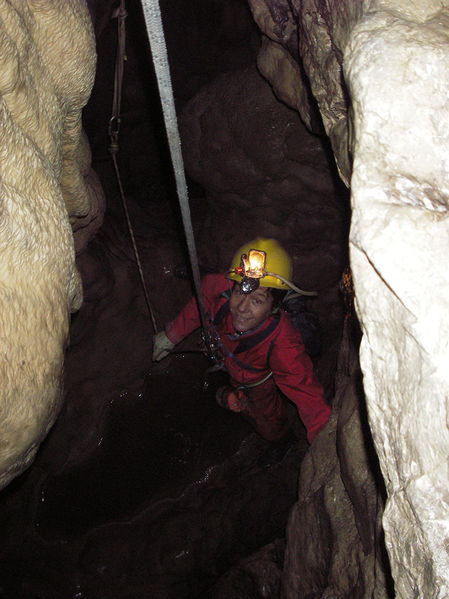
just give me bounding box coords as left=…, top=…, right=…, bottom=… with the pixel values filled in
left=0, top=145, right=320, bottom=598
left=0, top=1, right=351, bottom=597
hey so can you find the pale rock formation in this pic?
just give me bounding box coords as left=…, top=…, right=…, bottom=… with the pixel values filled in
left=0, top=1, right=100, bottom=489
left=292, top=0, right=365, bottom=187
left=345, top=6, right=449, bottom=597
left=252, top=0, right=449, bottom=596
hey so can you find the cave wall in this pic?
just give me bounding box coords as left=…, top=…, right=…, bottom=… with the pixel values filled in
left=2, top=0, right=448, bottom=595
left=282, top=311, right=391, bottom=598
left=345, top=6, right=449, bottom=596
left=249, top=0, right=449, bottom=596
left=0, top=0, right=103, bottom=489
left=248, top=0, right=359, bottom=185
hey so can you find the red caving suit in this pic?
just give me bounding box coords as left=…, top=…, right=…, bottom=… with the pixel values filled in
left=166, top=274, right=330, bottom=443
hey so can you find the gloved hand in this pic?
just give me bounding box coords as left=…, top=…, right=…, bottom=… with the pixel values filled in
left=215, top=386, right=247, bottom=413
left=152, top=331, right=175, bottom=361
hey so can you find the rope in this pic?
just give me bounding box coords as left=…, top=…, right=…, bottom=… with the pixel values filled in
left=109, top=0, right=158, bottom=333
left=140, top=0, right=213, bottom=354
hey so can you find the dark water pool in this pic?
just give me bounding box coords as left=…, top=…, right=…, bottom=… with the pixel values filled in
left=0, top=353, right=306, bottom=598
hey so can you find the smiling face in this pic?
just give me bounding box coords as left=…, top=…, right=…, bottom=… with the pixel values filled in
left=229, top=283, right=274, bottom=333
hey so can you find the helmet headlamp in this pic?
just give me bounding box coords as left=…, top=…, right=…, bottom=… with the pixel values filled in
left=230, top=249, right=267, bottom=294
left=241, top=249, right=266, bottom=279
left=240, top=276, right=260, bottom=294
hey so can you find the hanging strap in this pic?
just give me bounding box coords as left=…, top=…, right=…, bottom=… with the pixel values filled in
left=227, top=316, right=280, bottom=373
left=108, top=0, right=159, bottom=333
left=140, top=0, right=213, bottom=354
left=108, top=1, right=127, bottom=154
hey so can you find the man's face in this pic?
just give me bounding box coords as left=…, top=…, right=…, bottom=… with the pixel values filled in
left=229, top=283, right=273, bottom=333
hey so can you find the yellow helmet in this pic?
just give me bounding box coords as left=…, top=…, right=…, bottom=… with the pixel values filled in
left=227, top=238, right=292, bottom=290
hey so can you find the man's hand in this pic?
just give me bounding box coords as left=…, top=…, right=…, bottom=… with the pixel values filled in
left=152, top=331, right=175, bottom=361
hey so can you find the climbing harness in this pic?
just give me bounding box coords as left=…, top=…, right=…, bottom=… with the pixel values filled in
left=140, top=0, right=214, bottom=355
left=109, top=0, right=158, bottom=333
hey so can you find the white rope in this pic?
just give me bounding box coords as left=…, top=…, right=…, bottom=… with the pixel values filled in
left=140, top=0, right=212, bottom=350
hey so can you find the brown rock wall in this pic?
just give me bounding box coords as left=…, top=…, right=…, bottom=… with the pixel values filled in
left=282, top=316, right=391, bottom=598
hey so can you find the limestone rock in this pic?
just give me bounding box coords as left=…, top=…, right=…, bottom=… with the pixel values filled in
left=210, top=540, right=285, bottom=598
left=292, top=0, right=365, bottom=186
left=253, top=0, right=449, bottom=595
left=257, top=36, right=316, bottom=132
left=0, top=0, right=99, bottom=488
left=344, top=6, right=449, bottom=597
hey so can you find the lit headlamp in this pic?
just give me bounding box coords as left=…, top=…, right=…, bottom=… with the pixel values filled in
left=232, top=249, right=267, bottom=294
left=241, top=249, right=266, bottom=278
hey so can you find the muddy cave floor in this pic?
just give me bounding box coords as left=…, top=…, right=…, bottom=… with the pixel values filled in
left=0, top=164, right=313, bottom=599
